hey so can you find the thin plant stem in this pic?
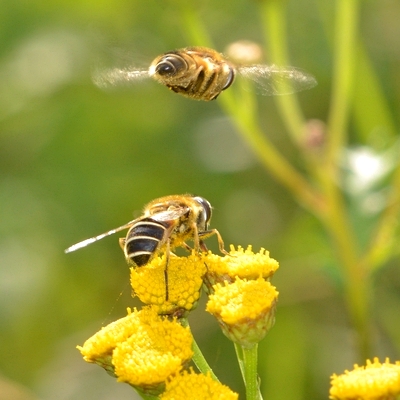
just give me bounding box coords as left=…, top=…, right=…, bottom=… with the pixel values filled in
left=218, top=90, right=325, bottom=214
left=326, top=0, right=359, bottom=162
left=177, top=0, right=213, bottom=46
left=260, top=0, right=309, bottom=145
left=241, top=344, right=263, bottom=400
left=319, top=0, right=371, bottom=360
left=319, top=179, right=371, bottom=360
left=363, top=161, right=400, bottom=271
left=234, top=342, right=246, bottom=384
left=316, top=0, right=400, bottom=276
left=180, top=318, right=219, bottom=381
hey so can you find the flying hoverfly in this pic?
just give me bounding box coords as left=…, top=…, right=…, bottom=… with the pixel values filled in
left=93, top=46, right=317, bottom=101
left=65, top=194, right=226, bottom=299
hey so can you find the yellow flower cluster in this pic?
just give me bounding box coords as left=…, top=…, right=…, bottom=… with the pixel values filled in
left=78, top=244, right=278, bottom=396
left=160, top=369, right=238, bottom=400
left=130, top=252, right=206, bottom=316
left=205, top=245, right=279, bottom=347
left=330, top=358, right=400, bottom=400
left=78, top=306, right=193, bottom=395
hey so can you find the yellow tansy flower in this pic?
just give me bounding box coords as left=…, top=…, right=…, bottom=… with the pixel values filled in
left=113, top=308, right=193, bottom=390
left=206, top=277, right=278, bottom=347
left=160, top=370, right=238, bottom=400
left=330, top=358, right=400, bottom=400
left=78, top=307, right=193, bottom=394
left=203, top=245, right=279, bottom=290
left=130, top=253, right=206, bottom=315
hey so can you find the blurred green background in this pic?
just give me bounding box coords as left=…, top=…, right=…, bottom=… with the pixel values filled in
left=1, top=0, right=399, bottom=399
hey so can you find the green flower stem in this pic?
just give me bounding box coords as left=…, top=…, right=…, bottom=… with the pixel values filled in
left=364, top=162, right=400, bottom=271
left=316, top=1, right=400, bottom=274
left=321, top=179, right=371, bottom=360
left=319, top=0, right=371, bottom=360
left=177, top=0, right=213, bottom=46
left=260, top=0, right=309, bottom=146
left=234, top=342, right=245, bottom=384
left=326, top=0, right=359, bottom=162
left=180, top=318, right=219, bottom=381
left=241, top=343, right=263, bottom=400
left=219, top=91, right=325, bottom=215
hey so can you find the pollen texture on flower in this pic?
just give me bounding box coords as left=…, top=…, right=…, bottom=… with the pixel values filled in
left=203, top=245, right=279, bottom=288
left=160, top=370, right=238, bottom=400
left=330, top=357, right=400, bottom=400
left=112, top=307, right=193, bottom=388
left=78, top=306, right=193, bottom=391
left=130, top=253, right=206, bottom=315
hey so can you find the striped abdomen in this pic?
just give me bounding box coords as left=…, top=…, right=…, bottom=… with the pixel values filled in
left=124, top=217, right=170, bottom=267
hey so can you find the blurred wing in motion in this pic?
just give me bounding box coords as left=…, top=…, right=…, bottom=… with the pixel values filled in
left=92, top=67, right=149, bottom=88
left=64, top=219, right=137, bottom=253
left=237, top=64, right=317, bottom=95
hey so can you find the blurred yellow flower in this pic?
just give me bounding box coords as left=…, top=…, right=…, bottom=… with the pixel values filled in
left=330, top=358, right=400, bottom=400
left=130, top=253, right=206, bottom=315
left=206, top=277, right=278, bottom=347
left=160, top=369, right=238, bottom=400
left=203, top=245, right=279, bottom=289
left=78, top=306, right=193, bottom=393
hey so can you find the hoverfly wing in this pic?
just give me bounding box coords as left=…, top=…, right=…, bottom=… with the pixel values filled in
left=237, top=64, right=317, bottom=95
left=151, top=208, right=189, bottom=223
left=65, top=219, right=138, bottom=254
left=92, top=67, right=149, bottom=89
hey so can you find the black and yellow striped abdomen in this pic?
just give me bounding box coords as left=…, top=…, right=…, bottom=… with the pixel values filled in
left=124, top=218, right=170, bottom=267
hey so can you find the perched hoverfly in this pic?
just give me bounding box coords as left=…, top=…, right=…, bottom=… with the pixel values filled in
left=65, top=195, right=226, bottom=299
left=93, top=46, right=317, bottom=101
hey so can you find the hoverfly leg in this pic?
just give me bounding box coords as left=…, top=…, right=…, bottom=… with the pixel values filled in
left=199, top=240, right=209, bottom=252
left=213, top=228, right=229, bottom=255
left=164, top=240, right=170, bottom=301
left=182, top=242, right=193, bottom=252
left=119, top=237, right=126, bottom=250
left=191, top=223, right=201, bottom=253
left=199, top=228, right=228, bottom=255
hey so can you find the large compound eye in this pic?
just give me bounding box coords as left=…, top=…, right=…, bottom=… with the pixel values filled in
left=155, top=55, right=186, bottom=76
left=222, top=67, right=235, bottom=90
left=193, top=196, right=212, bottom=225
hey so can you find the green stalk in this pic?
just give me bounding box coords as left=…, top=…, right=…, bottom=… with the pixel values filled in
left=219, top=90, right=325, bottom=214
left=321, top=0, right=371, bottom=359
left=234, top=342, right=246, bottom=383
left=326, top=0, right=358, bottom=161
left=177, top=0, right=213, bottom=46
left=180, top=318, right=219, bottom=381
left=320, top=179, right=371, bottom=360
left=260, top=0, right=309, bottom=145
left=363, top=162, right=400, bottom=271
left=241, top=344, right=263, bottom=400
